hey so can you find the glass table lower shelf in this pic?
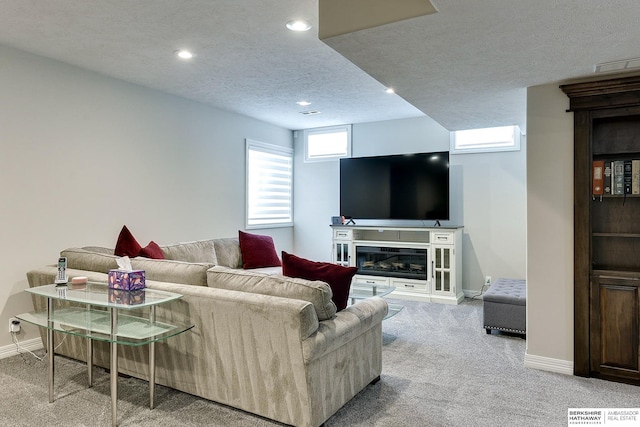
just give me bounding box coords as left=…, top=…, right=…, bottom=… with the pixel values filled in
left=348, top=283, right=404, bottom=320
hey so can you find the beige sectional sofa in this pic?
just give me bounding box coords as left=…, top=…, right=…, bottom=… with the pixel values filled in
left=26, top=238, right=388, bottom=427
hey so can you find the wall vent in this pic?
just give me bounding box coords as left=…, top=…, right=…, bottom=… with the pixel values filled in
left=595, top=58, right=640, bottom=73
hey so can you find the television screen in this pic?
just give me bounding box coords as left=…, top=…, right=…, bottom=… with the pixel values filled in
left=340, top=152, right=449, bottom=221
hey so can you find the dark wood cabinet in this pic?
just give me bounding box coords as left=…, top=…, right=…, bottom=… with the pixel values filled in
left=562, top=76, right=640, bottom=385
left=590, top=274, right=640, bottom=382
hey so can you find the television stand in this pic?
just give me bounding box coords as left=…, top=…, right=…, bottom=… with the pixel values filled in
left=331, top=224, right=464, bottom=304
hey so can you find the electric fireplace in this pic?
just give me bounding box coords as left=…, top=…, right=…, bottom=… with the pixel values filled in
left=355, top=245, right=428, bottom=281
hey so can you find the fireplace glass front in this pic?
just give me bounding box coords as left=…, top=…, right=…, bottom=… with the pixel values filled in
left=355, top=246, right=427, bottom=281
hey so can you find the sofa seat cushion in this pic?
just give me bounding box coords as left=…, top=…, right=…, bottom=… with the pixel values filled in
left=250, top=266, right=282, bottom=275
left=207, top=266, right=337, bottom=320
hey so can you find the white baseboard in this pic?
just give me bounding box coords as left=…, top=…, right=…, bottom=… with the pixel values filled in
left=524, top=352, right=573, bottom=375
left=0, top=337, right=44, bottom=360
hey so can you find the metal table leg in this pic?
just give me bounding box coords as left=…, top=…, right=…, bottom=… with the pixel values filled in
left=110, top=308, right=118, bottom=427
left=47, top=298, right=54, bottom=403
left=87, top=304, right=93, bottom=387
left=87, top=338, right=93, bottom=387
left=149, top=305, right=156, bottom=409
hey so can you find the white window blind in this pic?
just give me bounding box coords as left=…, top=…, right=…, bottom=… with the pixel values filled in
left=246, top=139, right=293, bottom=228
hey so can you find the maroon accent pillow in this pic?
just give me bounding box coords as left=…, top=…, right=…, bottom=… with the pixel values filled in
left=114, top=226, right=165, bottom=259
left=238, top=230, right=281, bottom=269
left=281, top=251, right=357, bottom=311
left=114, top=225, right=142, bottom=257
left=139, top=241, right=165, bottom=260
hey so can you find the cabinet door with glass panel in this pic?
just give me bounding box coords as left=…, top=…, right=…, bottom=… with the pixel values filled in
left=432, top=245, right=455, bottom=297
left=332, top=228, right=353, bottom=267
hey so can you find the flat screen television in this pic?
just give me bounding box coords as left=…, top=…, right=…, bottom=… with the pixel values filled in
left=339, top=151, right=450, bottom=221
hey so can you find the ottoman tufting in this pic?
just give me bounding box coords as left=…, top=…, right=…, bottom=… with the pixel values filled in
left=483, top=278, right=526, bottom=337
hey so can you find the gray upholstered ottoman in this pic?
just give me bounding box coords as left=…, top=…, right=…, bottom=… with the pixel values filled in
left=483, top=278, right=526, bottom=337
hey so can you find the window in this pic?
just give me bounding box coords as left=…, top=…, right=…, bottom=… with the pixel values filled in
left=246, top=139, right=293, bottom=228
left=450, top=125, right=521, bottom=154
left=303, top=125, right=352, bottom=162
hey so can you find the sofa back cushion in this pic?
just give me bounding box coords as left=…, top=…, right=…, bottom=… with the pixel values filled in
left=212, top=238, right=243, bottom=268
left=207, top=266, right=337, bottom=320
left=130, top=258, right=212, bottom=287
left=160, top=240, right=217, bottom=264
left=62, top=247, right=119, bottom=274
left=61, top=247, right=211, bottom=287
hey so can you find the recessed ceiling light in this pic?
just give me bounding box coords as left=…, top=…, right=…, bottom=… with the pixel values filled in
left=286, top=20, right=312, bottom=32
left=386, top=88, right=395, bottom=94
left=175, top=50, right=193, bottom=60
left=296, top=101, right=311, bottom=106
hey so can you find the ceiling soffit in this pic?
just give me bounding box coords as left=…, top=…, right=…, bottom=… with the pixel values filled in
left=318, top=0, right=437, bottom=39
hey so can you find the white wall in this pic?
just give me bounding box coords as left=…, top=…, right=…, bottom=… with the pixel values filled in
left=0, top=45, right=292, bottom=349
left=525, top=83, right=574, bottom=365
left=293, top=116, right=527, bottom=293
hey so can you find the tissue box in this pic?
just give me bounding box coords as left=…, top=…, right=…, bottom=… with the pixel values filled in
left=108, top=269, right=145, bottom=291
left=109, top=288, right=145, bottom=305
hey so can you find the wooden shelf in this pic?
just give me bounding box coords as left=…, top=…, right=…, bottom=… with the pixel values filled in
left=592, top=232, right=640, bottom=238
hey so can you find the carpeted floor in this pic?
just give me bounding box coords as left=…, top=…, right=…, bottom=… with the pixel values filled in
left=1, top=298, right=638, bottom=426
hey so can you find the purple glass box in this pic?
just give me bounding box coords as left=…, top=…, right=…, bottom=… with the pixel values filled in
left=108, top=269, right=145, bottom=291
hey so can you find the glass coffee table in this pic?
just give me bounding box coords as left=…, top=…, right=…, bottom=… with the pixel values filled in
left=17, top=282, right=194, bottom=427
left=348, top=282, right=404, bottom=319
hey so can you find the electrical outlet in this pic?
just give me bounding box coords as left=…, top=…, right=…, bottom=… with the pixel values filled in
left=484, top=275, right=492, bottom=286
left=9, top=318, right=20, bottom=333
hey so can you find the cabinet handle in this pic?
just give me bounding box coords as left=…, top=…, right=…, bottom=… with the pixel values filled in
left=404, top=284, right=415, bottom=288
left=366, top=280, right=375, bottom=284
left=432, top=261, right=434, bottom=278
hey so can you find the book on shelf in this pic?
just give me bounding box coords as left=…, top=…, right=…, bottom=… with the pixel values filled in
left=592, top=160, right=605, bottom=195
left=624, top=160, right=633, bottom=194
left=613, top=160, right=625, bottom=195
left=633, top=160, right=640, bottom=195
left=604, top=161, right=612, bottom=194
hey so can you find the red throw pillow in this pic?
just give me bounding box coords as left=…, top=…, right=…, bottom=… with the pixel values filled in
left=138, top=241, right=165, bottom=259
left=114, top=226, right=165, bottom=259
left=238, top=230, right=281, bottom=269
left=114, top=225, right=142, bottom=257
left=281, top=251, right=357, bottom=311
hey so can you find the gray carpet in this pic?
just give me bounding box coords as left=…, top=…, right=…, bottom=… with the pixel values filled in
left=1, top=298, right=638, bottom=426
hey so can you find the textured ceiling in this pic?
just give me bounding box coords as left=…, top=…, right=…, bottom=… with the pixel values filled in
left=325, top=0, right=640, bottom=131
left=1, top=0, right=640, bottom=132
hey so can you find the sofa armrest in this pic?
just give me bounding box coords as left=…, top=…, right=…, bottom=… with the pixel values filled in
left=302, top=297, right=388, bottom=364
